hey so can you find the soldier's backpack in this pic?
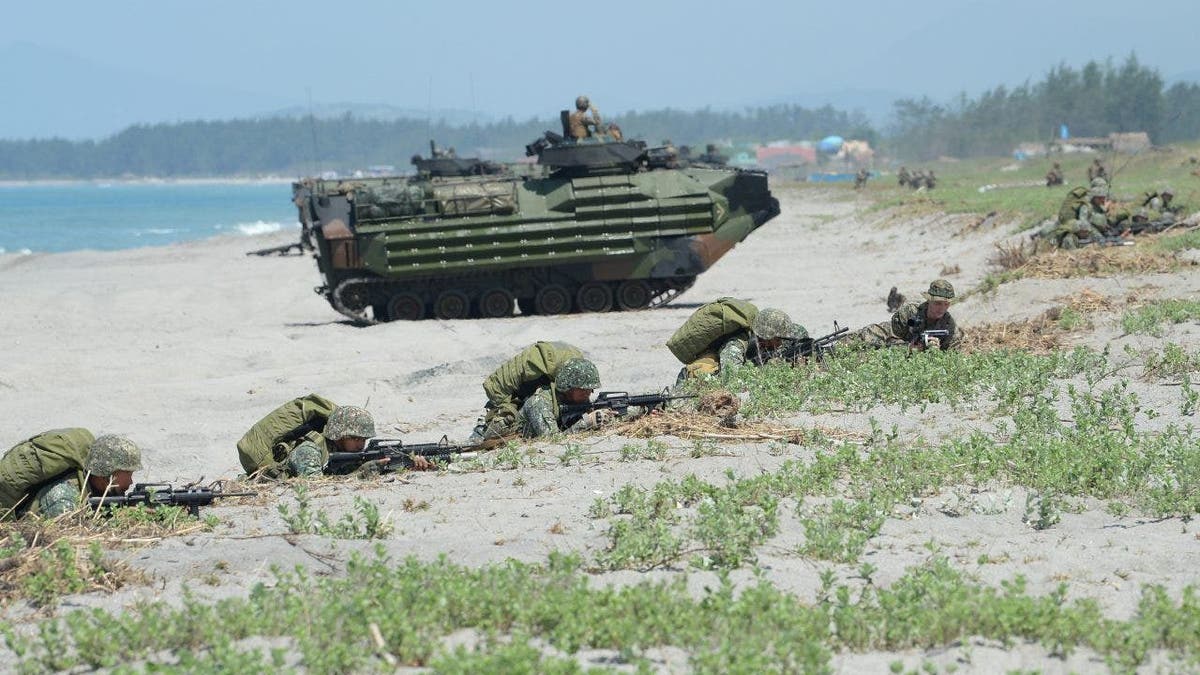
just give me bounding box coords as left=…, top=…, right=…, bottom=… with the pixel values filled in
left=666, top=297, right=758, bottom=364
left=1057, top=186, right=1089, bottom=224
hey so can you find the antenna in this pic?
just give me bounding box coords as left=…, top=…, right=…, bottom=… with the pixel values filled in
left=306, top=87, right=320, bottom=178
left=426, top=75, right=434, bottom=150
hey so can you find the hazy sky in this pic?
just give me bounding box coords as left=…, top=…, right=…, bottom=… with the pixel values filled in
left=3, top=0, right=1199, bottom=139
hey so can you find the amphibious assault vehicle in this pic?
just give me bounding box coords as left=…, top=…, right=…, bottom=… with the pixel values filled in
left=293, top=128, right=780, bottom=323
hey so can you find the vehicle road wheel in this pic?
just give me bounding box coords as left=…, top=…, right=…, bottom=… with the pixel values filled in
left=517, top=297, right=536, bottom=315
left=576, top=282, right=613, bottom=313
left=478, top=288, right=515, bottom=318
left=434, top=290, right=472, bottom=320
left=534, top=284, right=572, bottom=315
left=386, top=292, right=425, bottom=321
left=615, top=280, right=651, bottom=310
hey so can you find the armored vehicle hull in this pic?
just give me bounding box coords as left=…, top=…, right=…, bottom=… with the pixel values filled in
left=295, top=151, right=779, bottom=322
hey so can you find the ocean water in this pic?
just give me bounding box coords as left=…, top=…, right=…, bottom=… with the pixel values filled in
left=0, top=182, right=298, bottom=254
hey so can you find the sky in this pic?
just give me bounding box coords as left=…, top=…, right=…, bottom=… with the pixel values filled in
left=2, top=0, right=1199, bottom=140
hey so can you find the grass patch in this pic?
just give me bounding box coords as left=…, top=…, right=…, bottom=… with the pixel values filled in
left=1152, top=229, right=1200, bottom=252
left=276, top=484, right=392, bottom=539
left=6, top=548, right=1200, bottom=673
left=1121, top=299, right=1200, bottom=336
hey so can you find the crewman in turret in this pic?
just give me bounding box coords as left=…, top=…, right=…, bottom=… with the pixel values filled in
left=568, top=95, right=602, bottom=140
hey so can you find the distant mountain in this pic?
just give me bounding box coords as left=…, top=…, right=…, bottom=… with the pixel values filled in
left=261, top=103, right=494, bottom=127
left=0, top=42, right=292, bottom=141
left=754, top=88, right=907, bottom=127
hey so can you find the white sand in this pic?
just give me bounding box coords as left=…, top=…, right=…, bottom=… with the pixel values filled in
left=4, top=184, right=1199, bottom=668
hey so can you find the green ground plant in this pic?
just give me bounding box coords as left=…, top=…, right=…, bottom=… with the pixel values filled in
left=1141, top=343, right=1200, bottom=379
left=1121, top=299, right=1200, bottom=336
left=799, top=499, right=886, bottom=563
left=7, top=549, right=1200, bottom=673
left=1152, top=229, right=1200, bottom=253
left=277, top=484, right=392, bottom=540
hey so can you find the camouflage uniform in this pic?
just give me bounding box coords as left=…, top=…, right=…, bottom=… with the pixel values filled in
left=854, top=169, right=869, bottom=189
left=1, top=430, right=142, bottom=520
left=516, top=357, right=604, bottom=438
left=897, top=167, right=910, bottom=187
left=237, top=394, right=375, bottom=478
left=667, top=299, right=804, bottom=380
left=1043, top=182, right=1109, bottom=248
left=1045, top=163, right=1063, bottom=187
left=852, top=280, right=962, bottom=351
left=567, top=96, right=601, bottom=140
left=474, top=342, right=586, bottom=439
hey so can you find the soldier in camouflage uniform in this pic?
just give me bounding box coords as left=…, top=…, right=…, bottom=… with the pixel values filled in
left=237, top=394, right=376, bottom=479
left=897, top=166, right=911, bottom=187
left=854, top=168, right=870, bottom=189
left=851, top=280, right=963, bottom=351
left=1045, top=162, right=1064, bottom=187
left=568, top=96, right=601, bottom=140
left=667, top=299, right=806, bottom=381
left=469, top=342, right=611, bottom=440
left=1, top=430, right=142, bottom=520
left=1087, top=158, right=1107, bottom=182
left=1137, top=188, right=1179, bottom=223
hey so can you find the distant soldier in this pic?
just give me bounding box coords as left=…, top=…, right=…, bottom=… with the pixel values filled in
left=854, top=168, right=870, bottom=189
left=1086, top=158, right=1107, bottom=182
left=1045, top=162, right=1064, bottom=187
left=237, top=394, right=380, bottom=479
left=1133, top=187, right=1180, bottom=227
left=698, top=143, right=728, bottom=166
left=897, top=166, right=911, bottom=187
left=1038, top=181, right=1110, bottom=248
left=666, top=298, right=806, bottom=381
left=568, top=95, right=602, bottom=140
left=605, top=122, right=623, bottom=141
left=1, top=430, right=143, bottom=520
left=469, top=342, right=611, bottom=441
left=925, top=170, right=938, bottom=190
left=851, top=280, right=962, bottom=351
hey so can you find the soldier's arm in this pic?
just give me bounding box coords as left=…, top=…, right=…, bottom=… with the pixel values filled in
left=518, top=393, right=560, bottom=438
left=718, top=336, right=749, bottom=370
left=890, top=304, right=919, bottom=342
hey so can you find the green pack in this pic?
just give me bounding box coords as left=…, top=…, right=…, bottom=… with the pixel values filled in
left=0, top=428, right=95, bottom=517
left=237, top=394, right=338, bottom=474
left=666, top=297, right=759, bottom=364
left=1057, top=186, right=1089, bottom=224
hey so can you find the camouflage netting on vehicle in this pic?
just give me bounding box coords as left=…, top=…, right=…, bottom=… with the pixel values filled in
left=431, top=181, right=516, bottom=216
left=354, top=184, right=426, bottom=220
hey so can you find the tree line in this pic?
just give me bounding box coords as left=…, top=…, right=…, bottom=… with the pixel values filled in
left=1, top=54, right=1197, bottom=178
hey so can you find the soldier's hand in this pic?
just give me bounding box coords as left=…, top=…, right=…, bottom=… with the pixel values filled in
left=579, top=409, right=614, bottom=430
left=409, top=455, right=435, bottom=471
left=925, top=337, right=941, bottom=350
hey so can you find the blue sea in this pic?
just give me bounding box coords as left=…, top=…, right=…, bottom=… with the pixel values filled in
left=0, top=182, right=298, bottom=254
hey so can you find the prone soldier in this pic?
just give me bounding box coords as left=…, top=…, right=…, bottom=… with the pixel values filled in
left=851, top=280, right=963, bottom=351
left=1, top=430, right=142, bottom=520
left=237, top=394, right=385, bottom=479
left=667, top=298, right=806, bottom=382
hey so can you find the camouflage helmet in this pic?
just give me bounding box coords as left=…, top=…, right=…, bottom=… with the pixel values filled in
left=575, top=95, right=590, bottom=110
left=1162, top=187, right=1175, bottom=197
left=325, top=406, right=375, bottom=440
left=923, top=279, right=956, bottom=303
left=1089, top=184, right=1109, bottom=200
left=85, top=435, right=142, bottom=477
left=751, top=308, right=797, bottom=341
left=555, top=357, right=601, bottom=392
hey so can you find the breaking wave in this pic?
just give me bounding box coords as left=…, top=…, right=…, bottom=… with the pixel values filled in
left=231, top=220, right=284, bottom=236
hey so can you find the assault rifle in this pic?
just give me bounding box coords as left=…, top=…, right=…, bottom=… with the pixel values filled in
left=905, top=317, right=951, bottom=349
left=326, top=436, right=477, bottom=474
left=559, top=390, right=697, bottom=427
left=246, top=242, right=304, bottom=257
left=776, top=324, right=849, bottom=364
left=89, top=482, right=253, bottom=517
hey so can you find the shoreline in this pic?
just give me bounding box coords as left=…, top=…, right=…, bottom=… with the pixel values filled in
left=0, top=175, right=298, bottom=188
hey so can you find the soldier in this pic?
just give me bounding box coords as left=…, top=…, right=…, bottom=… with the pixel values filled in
left=469, top=342, right=612, bottom=441
left=1045, top=162, right=1064, bottom=187
left=854, top=168, right=870, bottom=189
left=605, top=122, right=623, bottom=141
left=1, top=430, right=142, bottom=520
left=667, top=298, right=805, bottom=381
left=567, top=95, right=601, bottom=140
left=698, top=143, right=728, bottom=166
left=897, top=166, right=911, bottom=187
left=852, top=280, right=962, bottom=351
left=1086, top=158, right=1107, bottom=182
left=1143, top=187, right=1178, bottom=217
left=925, top=170, right=938, bottom=190
left=1059, top=180, right=1111, bottom=248
left=237, top=394, right=380, bottom=479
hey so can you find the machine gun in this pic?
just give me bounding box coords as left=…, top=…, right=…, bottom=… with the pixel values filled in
left=775, top=324, right=849, bottom=364
left=89, top=482, right=253, bottom=517
left=559, top=390, right=697, bottom=427
left=325, top=436, right=477, bottom=475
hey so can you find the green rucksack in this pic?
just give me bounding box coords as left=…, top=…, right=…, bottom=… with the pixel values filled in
left=1057, top=186, right=1089, bottom=224
left=666, top=297, right=759, bottom=364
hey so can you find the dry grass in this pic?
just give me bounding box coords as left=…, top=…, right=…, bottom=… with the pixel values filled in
left=962, top=287, right=1118, bottom=354
left=614, top=409, right=863, bottom=445
left=1019, top=247, right=1186, bottom=279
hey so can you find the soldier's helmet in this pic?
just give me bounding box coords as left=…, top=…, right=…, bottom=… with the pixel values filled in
left=1089, top=184, right=1110, bottom=200
left=325, top=406, right=376, bottom=440
left=575, top=95, right=590, bottom=110
left=555, top=358, right=601, bottom=392
left=751, top=308, right=797, bottom=341
left=923, top=279, right=956, bottom=303
left=86, top=435, right=143, bottom=477
left=1162, top=187, right=1175, bottom=197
